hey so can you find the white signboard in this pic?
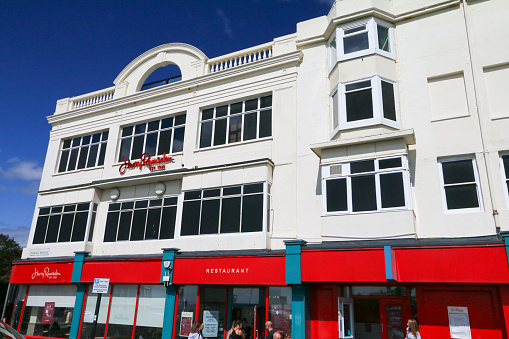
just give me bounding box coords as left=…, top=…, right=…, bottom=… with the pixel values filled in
left=202, top=310, right=219, bottom=337
left=448, top=306, right=471, bottom=339
left=92, top=278, right=110, bottom=294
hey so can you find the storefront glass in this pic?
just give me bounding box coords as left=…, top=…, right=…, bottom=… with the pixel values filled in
left=79, top=285, right=111, bottom=339
left=134, top=285, right=165, bottom=339
left=106, top=285, right=138, bottom=338
left=19, top=284, right=77, bottom=338
left=268, top=286, right=292, bottom=336
left=352, top=286, right=406, bottom=296
left=174, top=285, right=197, bottom=339
left=199, top=287, right=226, bottom=338
left=10, top=285, right=26, bottom=330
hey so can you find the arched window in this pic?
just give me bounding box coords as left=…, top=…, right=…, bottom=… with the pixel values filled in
left=141, top=64, right=182, bottom=91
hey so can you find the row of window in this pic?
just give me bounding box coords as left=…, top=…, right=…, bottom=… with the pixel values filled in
left=57, top=95, right=273, bottom=173
left=323, top=156, right=488, bottom=215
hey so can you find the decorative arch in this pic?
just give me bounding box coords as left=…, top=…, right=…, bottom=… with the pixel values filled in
left=114, top=43, right=208, bottom=95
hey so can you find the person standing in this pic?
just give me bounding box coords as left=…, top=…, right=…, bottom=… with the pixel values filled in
left=406, top=319, right=421, bottom=339
left=273, top=332, right=282, bottom=339
left=265, top=321, right=275, bottom=339
left=189, top=322, right=204, bottom=339
left=227, top=320, right=245, bottom=339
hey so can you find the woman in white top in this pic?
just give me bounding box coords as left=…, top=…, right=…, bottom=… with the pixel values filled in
left=406, top=319, right=421, bottom=339
left=189, top=322, right=204, bottom=339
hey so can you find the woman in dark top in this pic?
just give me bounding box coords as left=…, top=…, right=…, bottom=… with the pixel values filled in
left=227, top=320, right=245, bottom=339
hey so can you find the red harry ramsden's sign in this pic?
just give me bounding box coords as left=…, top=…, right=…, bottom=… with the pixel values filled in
left=119, top=152, right=174, bottom=174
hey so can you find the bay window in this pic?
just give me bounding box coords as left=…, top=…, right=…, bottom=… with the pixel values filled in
left=329, top=17, right=394, bottom=67
left=322, top=156, right=410, bottom=214
left=331, top=76, right=399, bottom=133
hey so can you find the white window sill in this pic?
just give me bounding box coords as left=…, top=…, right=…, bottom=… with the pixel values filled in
left=53, top=165, right=104, bottom=177
left=322, top=207, right=411, bottom=217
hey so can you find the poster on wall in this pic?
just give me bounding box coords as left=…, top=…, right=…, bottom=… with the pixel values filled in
left=180, top=312, right=194, bottom=337
left=42, top=302, right=55, bottom=324
left=202, top=310, right=219, bottom=337
left=448, top=306, right=472, bottom=339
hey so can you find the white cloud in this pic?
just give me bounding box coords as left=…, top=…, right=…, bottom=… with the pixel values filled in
left=1, top=158, right=43, bottom=181
left=216, top=9, right=234, bottom=39
left=0, top=224, right=30, bottom=247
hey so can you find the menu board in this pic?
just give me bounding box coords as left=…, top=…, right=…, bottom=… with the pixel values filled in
left=448, top=306, right=471, bottom=339
left=203, top=310, right=219, bottom=337
left=42, top=302, right=55, bottom=324
left=180, top=312, right=194, bottom=337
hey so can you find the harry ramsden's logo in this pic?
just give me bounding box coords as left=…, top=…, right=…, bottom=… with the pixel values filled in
left=206, top=268, right=250, bottom=274
left=119, top=152, right=175, bottom=174
left=32, top=267, right=61, bottom=280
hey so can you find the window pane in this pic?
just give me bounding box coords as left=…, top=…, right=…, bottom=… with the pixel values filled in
left=98, top=143, right=106, bottom=166
left=503, top=155, right=509, bottom=178
left=379, top=158, right=402, bottom=169
left=200, top=121, right=213, bottom=148
left=164, top=197, right=178, bottom=206
left=160, top=206, right=177, bottom=239
left=92, top=133, right=101, bottom=143
left=245, top=99, right=258, bottom=111
left=351, top=160, right=375, bottom=173
left=106, top=285, right=137, bottom=339
left=172, top=127, right=185, bottom=153
left=145, top=132, right=158, bottom=156
left=82, top=135, right=91, bottom=145
left=63, top=139, right=72, bottom=149
left=343, top=32, right=369, bottom=54
left=134, top=285, right=165, bottom=339
left=344, top=25, right=366, bottom=34
left=326, top=179, right=347, bottom=212
left=445, top=184, right=479, bottom=209
left=135, top=124, right=146, bottom=134
left=147, top=120, right=159, bottom=132
left=200, top=199, right=220, bottom=234
left=228, top=115, right=242, bottom=143
left=181, top=201, right=201, bottom=236
left=119, top=138, right=132, bottom=162
left=332, top=92, right=339, bottom=129
left=260, top=95, right=272, bottom=108
left=377, top=25, right=390, bottom=52
left=136, top=200, right=148, bottom=209
left=131, top=209, right=147, bottom=241
left=131, top=135, right=145, bottom=159
left=117, top=211, right=133, bottom=241
left=72, top=137, right=81, bottom=147
left=145, top=208, right=162, bottom=240
left=442, top=160, right=475, bottom=184
left=382, top=81, right=397, bottom=121
left=220, top=197, right=241, bottom=233
left=157, top=129, right=172, bottom=155
left=202, top=109, right=214, bottom=120
left=380, top=173, right=405, bottom=208
left=45, top=215, right=62, bottom=243
left=259, top=109, right=272, bottom=138
left=242, top=194, right=263, bottom=232
left=216, top=105, right=228, bottom=117
left=58, top=150, right=69, bottom=173
left=268, top=287, right=292, bottom=336
left=223, top=186, right=241, bottom=196
left=243, top=112, right=257, bottom=141
left=244, top=183, right=264, bottom=194
left=80, top=285, right=111, bottom=339
left=102, top=131, right=109, bottom=141
left=346, top=89, right=373, bottom=122
left=77, top=146, right=89, bottom=169
left=58, top=214, right=74, bottom=242
left=203, top=189, right=221, bottom=198
left=214, top=119, right=227, bottom=146
left=230, top=102, right=243, bottom=114
left=87, top=144, right=99, bottom=168
left=345, top=81, right=371, bottom=91
left=104, top=212, right=120, bottom=242
left=352, top=175, right=377, bottom=212
left=67, top=148, right=79, bottom=171
left=122, top=126, right=133, bottom=137
left=71, top=211, right=88, bottom=242
left=33, top=216, right=49, bottom=244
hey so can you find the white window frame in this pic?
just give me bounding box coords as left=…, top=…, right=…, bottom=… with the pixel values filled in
left=321, top=155, right=411, bottom=215
left=329, top=17, right=395, bottom=69
left=331, top=76, right=400, bottom=136
left=338, top=297, right=354, bottom=339
left=438, top=157, right=483, bottom=214
left=499, top=152, right=509, bottom=209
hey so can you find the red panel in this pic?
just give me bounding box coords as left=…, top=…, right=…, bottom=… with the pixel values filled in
left=301, top=249, right=386, bottom=282
left=500, top=285, right=509, bottom=339
left=417, top=286, right=506, bottom=339
left=10, top=261, right=73, bottom=284
left=310, top=284, right=338, bottom=339
left=172, top=255, right=286, bottom=285
left=80, top=259, right=161, bottom=283
left=395, top=245, right=509, bottom=283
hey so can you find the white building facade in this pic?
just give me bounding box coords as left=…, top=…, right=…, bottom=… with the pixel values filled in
left=7, top=0, right=509, bottom=338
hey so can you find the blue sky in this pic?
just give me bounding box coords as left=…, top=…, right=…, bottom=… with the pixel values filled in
left=0, top=0, right=333, bottom=247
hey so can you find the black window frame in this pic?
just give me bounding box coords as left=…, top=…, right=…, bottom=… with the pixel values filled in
left=58, top=131, right=109, bottom=173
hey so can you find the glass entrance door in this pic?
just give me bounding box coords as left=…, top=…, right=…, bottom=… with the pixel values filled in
left=231, top=288, right=263, bottom=339
left=379, top=299, right=410, bottom=339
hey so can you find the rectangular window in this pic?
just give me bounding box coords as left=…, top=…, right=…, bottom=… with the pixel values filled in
left=330, top=18, right=394, bottom=63
left=439, top=158, right=482, bottom=211
left=58, top=131, right=108, bottom=173
left=323, top=156, right=410, bottom=214
left=502, top=154, right=509, bottom=204
left=33, top=203, right=95, bottom=244
left=199, top=95, right=272, bottom=148
left=181, top=183, right=267, bottom=236
left=119, top=114, right=186, bottom=162
left=103, top=196, right=178, bottom=242
left=331, top=76, right=399, bottom=133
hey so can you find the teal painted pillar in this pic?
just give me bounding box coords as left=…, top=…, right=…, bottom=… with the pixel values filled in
left=501, top=232, right=509, bottom=267
left=227, top=287, right=233, bottom=331
left=161, top=248, right=179, bottom=339
left=284, top=240, right=306, bottom=339
left=69, top=251, right=89, bottom=339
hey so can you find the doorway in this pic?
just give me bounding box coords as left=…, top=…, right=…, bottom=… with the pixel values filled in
left=231, top=288, right=264, bottom=339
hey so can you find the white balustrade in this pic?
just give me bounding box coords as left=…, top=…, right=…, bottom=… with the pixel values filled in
left=208, top=42, right=273, bottom=74
left=71, top=86, right=115, bottom=110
